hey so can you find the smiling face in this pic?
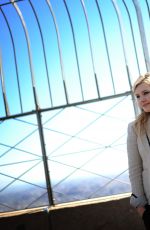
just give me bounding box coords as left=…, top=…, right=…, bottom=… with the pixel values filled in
left=134, top=82, right=150, bottom=112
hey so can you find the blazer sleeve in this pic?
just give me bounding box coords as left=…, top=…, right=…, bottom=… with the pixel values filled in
left=127, top=122, right=147, bottom=208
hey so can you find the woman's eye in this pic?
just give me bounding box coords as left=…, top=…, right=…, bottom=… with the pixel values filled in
left=143, top=91, right=150, bottom=95
left=136, top=95, right=140, bottom=99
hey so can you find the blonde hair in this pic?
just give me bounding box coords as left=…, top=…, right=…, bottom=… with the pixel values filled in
left=133, top=72, right=150, bottom=135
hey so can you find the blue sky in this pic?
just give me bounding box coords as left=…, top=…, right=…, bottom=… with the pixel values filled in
left=0, top=0, right=149, bottom=116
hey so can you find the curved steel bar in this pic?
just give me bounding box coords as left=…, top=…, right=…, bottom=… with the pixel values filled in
left=122, top=0, right=141, bottom=75
left=132, top=0, right=150, bottom=72
left=111, top=0, right=138, bottom=115
left=145, top=0, right=150, bottom=19
left=63, top=0, right=84, bottom=101
left=95, top=0, right=116, bottom=94
left=46, top=0, right=69, bottom=104
left=10, top=0, right=40, bottom=109
left=28, top=0, right=53, bottom=107
left=0, top=7, right=23, bottom=113
left=80, top=0, right=100, bottom=98
left=111, top=1, right=132, bottom=85
left=10, top=0, right=54, bottom=207
left=0, top=49, right=10, bottom=116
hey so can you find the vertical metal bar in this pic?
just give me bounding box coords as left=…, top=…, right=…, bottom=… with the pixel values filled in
left=46, top=0, right=69, bottom=104
left=0, top=7, right=23, bottom=113
left=95, top=0, right=116, bottom=94
left=63, top=0, right=84, bottom=101
left=36, top=111, right=54, bottom=206
left=10, top=0, right=40, bottom=109
left=80, top=0, right=100, bottom=98
left=111, top=0, right=138, bottom=116
left=28, top=0, right=53, bottom=107
left=132, top=0, right=150, bottom=72
left=10, top=0, right=54, bottom=206
left=122, top=0, right=141, bottom=75
left=0, top=50, right=10, bottom=116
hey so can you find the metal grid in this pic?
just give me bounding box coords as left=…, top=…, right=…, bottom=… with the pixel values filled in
left=0, top=0, right=150, bottom=212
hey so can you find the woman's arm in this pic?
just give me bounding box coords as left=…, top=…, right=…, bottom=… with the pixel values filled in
left=127, top=122, right=147, bottom=208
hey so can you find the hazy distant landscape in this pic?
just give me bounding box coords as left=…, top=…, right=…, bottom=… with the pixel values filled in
left=0, top=176, right=131, bottom=212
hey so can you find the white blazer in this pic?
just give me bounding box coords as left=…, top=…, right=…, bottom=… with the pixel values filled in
left=127, top=118, right=150, bottom=207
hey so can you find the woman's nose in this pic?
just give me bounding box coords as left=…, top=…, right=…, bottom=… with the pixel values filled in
left=139, top=95, right=146, bottom=102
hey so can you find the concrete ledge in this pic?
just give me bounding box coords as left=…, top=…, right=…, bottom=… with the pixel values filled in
left=0, top=194, right=145, bottom=230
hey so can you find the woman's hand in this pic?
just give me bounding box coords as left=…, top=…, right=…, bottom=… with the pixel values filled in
left=137, top=206, right=145, bottom=217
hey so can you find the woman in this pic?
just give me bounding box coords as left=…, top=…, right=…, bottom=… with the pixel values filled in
left=127, top=72, right=150, bottom=229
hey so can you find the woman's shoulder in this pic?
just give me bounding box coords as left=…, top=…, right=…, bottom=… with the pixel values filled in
left=127, top=119, right=136, bottom=136
left=128, top=120, right=135, bottom=128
